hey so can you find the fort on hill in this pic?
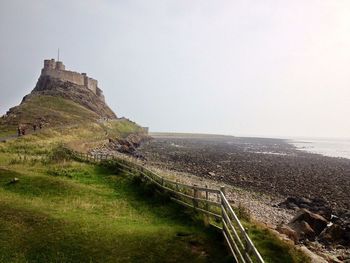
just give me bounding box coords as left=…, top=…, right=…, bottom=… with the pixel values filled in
left=41, top=59, right=105, bottom=102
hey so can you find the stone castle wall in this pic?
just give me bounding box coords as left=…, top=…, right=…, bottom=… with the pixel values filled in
left=42, top=69, right=85, bottom=86
left=82, top=74, right=97, bottom=94
left=41, top=59, right=104, bottom=102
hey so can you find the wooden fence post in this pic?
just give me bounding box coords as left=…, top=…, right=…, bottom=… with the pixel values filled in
left=203, top=185, right=210, bottom=225
left=193, top=185, right=199, bottom=209
left=205, top=185, right=209, bottom=211
left=220, top=186, right=226, bottom=197
left=220, top=186, right=226, bottom=229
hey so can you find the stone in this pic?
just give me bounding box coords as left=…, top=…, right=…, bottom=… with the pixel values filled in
left=287, top=202, right=299, bottom=210
left=320, top=224, right=344, bottom=244
left=290, top=209, right=328, bottom=236
left=298, top=246, right=328, bottom=263
left=299, top=197, right=312, bottom=204
left=289, top=220, right=316, bottom=241
left=276, top=225, right=298, bottom=243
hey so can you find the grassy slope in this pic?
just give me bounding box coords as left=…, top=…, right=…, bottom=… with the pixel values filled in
left=0, top=134, right=230, bottom=263
left=0, top=94, right=309, bottom=262
left=0, top=94, right=144, bottom=151
left=0, top=131, right=311, bottom=263
left=0, top=95, right=100, bottom=136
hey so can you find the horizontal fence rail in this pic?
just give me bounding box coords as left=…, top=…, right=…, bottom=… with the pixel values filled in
left=71, top=150, right=264, bottom=263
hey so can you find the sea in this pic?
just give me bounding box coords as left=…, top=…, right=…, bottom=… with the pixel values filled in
left=289, top=137, right=350, bottom=160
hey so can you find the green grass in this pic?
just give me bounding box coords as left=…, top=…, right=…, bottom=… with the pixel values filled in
left=244, top=223, right=310, bottom=263
left=1, top=95, right=100, bottom=128
left=0, top=94, right=145, bottom=156
left=0, top=129, right=15, bottom=139
left=0, top=135, right=230, bottom=263
left=0, top=126, right=310, bottom=263
left=104, top=119, right=144, bottom=138
left=0, top=95, right=144, bottom=141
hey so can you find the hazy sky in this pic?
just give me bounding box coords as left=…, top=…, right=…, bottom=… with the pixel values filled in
left=1, top=0, right=350, bottom=138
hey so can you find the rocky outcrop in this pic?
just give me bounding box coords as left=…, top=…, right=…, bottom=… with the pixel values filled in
left=287, top=209, right=328, bottom=241
left=106, top=133, right=150, bottom=158
left=319, top=210, right=350, bottom=247
left=89, top=133, right=151, bottom=159
left=277, top=197, right=350, bottom=248
left=31, top=75, right=116, bottom=119
left=278, top=197, right=332, bottom=220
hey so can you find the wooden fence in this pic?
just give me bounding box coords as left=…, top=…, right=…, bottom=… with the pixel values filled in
left=72, top=151, right=264, bottom=263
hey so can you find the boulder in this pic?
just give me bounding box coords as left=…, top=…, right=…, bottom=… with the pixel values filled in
left=289, top=209, right=328, bottom=236
left=285, top=209, right=329, bottom=242
left=289, top=220, right=316, bottom=241
left=319, top=220, right=350, bottom=246
left=278, top=197, right=332, bottom=220
left=320, top=224, right=343, bottom=244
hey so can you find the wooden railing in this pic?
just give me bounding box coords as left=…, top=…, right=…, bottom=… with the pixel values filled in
left=72, top=151, right=264, bottom=263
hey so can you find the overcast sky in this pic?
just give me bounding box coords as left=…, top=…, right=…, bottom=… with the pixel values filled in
left=1, top=0, right=350, bottom=138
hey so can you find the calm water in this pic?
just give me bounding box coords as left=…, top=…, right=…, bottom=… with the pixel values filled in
left=290, top=138, right=350, bottom=159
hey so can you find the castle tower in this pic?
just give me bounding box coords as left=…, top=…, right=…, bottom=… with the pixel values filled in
left=43, top=59, right=56, bottom=70
left=40, top=58, right=103, bottom=101
left=55, top=61, right=65, bottom=70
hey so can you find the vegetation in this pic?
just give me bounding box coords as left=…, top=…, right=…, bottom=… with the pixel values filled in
left=0, top=95, right=101, bottom=132
left=228, top=203, right=310, bottom=262
left=0, top=134, right=230, bottom=263
left=104, top=119, right=144, bottom=138
left=0, top=94, right=309, bottom=262
left=247, top=224, right=310, bottom=263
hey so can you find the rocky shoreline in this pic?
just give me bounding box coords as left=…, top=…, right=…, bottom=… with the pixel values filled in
left=139, top=134, right=350, bottom=212
left=137, top=133, right=350, bottom=261
left=90, top=132, right=350, bottom=261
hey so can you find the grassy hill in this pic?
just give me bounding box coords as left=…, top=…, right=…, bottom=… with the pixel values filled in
left=0, top=81, right=228, bottom=261
left=1, top=74, right=119, bottom=136
left=0, top=95, right=99, bottom=136
left=0, top=85, right=310, bottom=262
left=0, top=93, right=145, bottom=150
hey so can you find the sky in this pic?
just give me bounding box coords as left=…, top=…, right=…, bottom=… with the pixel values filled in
left=0, top=0, right=350, bottom=138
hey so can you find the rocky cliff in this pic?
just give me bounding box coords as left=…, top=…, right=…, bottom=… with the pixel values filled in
left=2, top=75, right=117, bottom=128
left=32, top=75, right=116, bottom=119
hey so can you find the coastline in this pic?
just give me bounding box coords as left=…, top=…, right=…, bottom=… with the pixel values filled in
left=135, top=133, right=350, bottom=260
left=91, top=132, right=350, bottom=260
left=140, top=133, right=350, bottom=212
left=289, top=137, right=350, bottom=160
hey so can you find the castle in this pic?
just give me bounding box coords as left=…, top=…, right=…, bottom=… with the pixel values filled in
left=41, top=59, right=105, bottom=102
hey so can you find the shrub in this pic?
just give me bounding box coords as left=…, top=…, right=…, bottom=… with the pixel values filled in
left=47, top=144, right=73, bottom=163
left=47, top=167, right=72, bottom=178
